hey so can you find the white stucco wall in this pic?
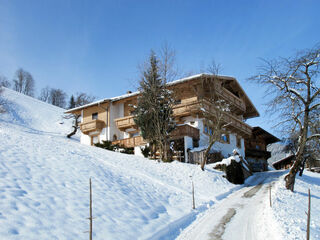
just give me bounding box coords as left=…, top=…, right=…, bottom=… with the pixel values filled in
left=134, top=146, right=144, bottom=157
left=109, top=102, right=124, bottom=141
left=99, top=127, right=107, bottom=142
left=80, top=133, right=91, bottom=145
left=197, top=119, right=245, bottom=157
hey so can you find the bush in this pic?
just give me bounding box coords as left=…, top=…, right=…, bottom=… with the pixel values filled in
left=95, top=140, right=134, bottom=155
left=95, top=140, right=114, bottom=151
left=141, top=146, right=151, bottom=158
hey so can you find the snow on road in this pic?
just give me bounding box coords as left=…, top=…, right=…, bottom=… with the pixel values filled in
left=177, top=171, right=286, bottom=240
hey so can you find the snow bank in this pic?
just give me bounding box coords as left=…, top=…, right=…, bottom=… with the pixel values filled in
left=271, top=171, right=320, bottom=240
left=0, top=89, right=235, bottom=239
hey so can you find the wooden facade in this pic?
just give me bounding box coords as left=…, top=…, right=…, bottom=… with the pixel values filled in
left=245, top=127, right=279, bottom=171
left=65, top=74, right=264, bottom=158
left=272, top=155, right=295, bottom=170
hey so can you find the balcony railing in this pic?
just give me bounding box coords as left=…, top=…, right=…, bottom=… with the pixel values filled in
left=112, top=136, right=146, bottom=148
left=114, top=99, right=252, bottom=136
left=111, top=125, right=199, bottom=148
left=219, top=88, right=246, bottom=112
left=80, top=119, right=105, bottom=135
left=115, top=115, right=137, bottom=131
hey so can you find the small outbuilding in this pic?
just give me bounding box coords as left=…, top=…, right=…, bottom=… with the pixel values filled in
left=245, top=127, right=280, bottom=172
left=272, top=155, right=295, bottom=170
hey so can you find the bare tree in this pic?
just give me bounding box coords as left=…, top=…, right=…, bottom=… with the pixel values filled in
left=49, top=88, right=67, bottom=108
left=199, top=64, right=231, bottom=170
left=0, top=75, right=10, bottom=88
left=0, top=87, right=6, bottom=113
left=13, top=68, right=35, bottom=96
left=0, top=74, right=9, bottom=113
left=65, top=92, right=96, bottom=138
left=250, top=45, right=320, bottom=191
left=206, top=59, right=223, bottom=75
left=159, top=42, right=179, bottom=82
left=38, top=86, right=51, bottom=102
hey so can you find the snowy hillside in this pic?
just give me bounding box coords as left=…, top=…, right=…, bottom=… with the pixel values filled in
left=0, top=89, right=236, bottom=239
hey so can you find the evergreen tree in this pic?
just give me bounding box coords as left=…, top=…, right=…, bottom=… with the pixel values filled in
left=134, top=51, right=175, bottom=161
left=69, top=95, right=76, bottom=109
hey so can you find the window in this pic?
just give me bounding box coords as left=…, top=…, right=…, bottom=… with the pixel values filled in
left=193, top=139, right=199, bottom=148
left=204, top=122, right=214, bottom=136
left=237, top=137, right=242, bottom=148
left=113, top=134, right=117, bottom=141
left=209, top=128, right=213, bottom=136
left=204, top=124, right=208, bottom=134
left=130, top=132, right=139, bottom=137
left=220, top=134, right=230, bottom=144
left=92, top=112, right=98, bottom=120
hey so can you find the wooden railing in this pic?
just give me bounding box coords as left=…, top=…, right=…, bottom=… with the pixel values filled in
left=219, top=88, right=246, bottom=112
left=115, top=115, right=137, bottom=131
left=114, top=98, right=251, bottom=136
left=111, top=125, right=199, bottom=148
left=112, top=136, right=146, bottom=148
left=80, top=119, right=105, bottom=134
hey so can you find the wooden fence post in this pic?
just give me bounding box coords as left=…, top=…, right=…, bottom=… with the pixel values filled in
left=269, top=185, right=272, bottom=208
left=190, top=176, right=195, bottom=209
left=89, top=178, right=93, bottom=240
left=306, top=189, right=311, bottom=240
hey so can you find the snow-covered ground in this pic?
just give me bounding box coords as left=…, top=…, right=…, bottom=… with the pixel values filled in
left=1, top=88, right=319, bottom=240
left=0, top=88, right=236, bottom=239
left=177, top=170, right=320, bottom=240
left=270, top=171, right=320, bottom=240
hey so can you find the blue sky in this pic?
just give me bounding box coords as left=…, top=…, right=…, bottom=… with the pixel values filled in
left=0, top=0, right=319, bottom=135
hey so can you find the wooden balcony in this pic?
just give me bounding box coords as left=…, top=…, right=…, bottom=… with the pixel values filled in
left=115, top=115, right=137, bottom=131
left=80, top=119, right=105, bottom=135
left=173, top=100, right=202, bottom=117
left=112, top=125, right=199, bottom=148
left=219, top=88, right=246, bottom=113
left=223, top=112, right=252, bottom=136
left=112, top=136, right=146, bottom=148
left=171, top=124, right=200, bottom=140
left=114, top=99, right=251, bottom=136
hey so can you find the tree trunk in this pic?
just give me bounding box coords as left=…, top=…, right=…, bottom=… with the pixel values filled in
left=285, top=104, right=310, bottom=191
left=285, top=146, right=305, bottom=191
left=67, top=126, right=77, bottom=138
left=201, top=140, right=215, bottom=171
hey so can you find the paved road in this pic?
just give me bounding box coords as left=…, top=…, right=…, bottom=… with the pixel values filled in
left=177, top=171, right=285, bottom=240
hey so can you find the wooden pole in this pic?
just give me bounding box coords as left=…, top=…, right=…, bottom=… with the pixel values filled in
left=190, top=176, right=195, bottom=209
left=89, top=178, right=93, bottom=240
left=306, top=189, right=311, bottom=240
left=269, top=185, right=272, bottom=208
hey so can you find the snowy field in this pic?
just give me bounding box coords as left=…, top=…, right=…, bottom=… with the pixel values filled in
left=270, top=170, right=320, bottom=240
left=0, top=88, right=319, bottom=240
left=0, top=88, right=236, bottom=239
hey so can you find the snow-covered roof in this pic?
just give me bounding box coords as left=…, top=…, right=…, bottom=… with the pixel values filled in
left=65, top=73, right=258, bottom=116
